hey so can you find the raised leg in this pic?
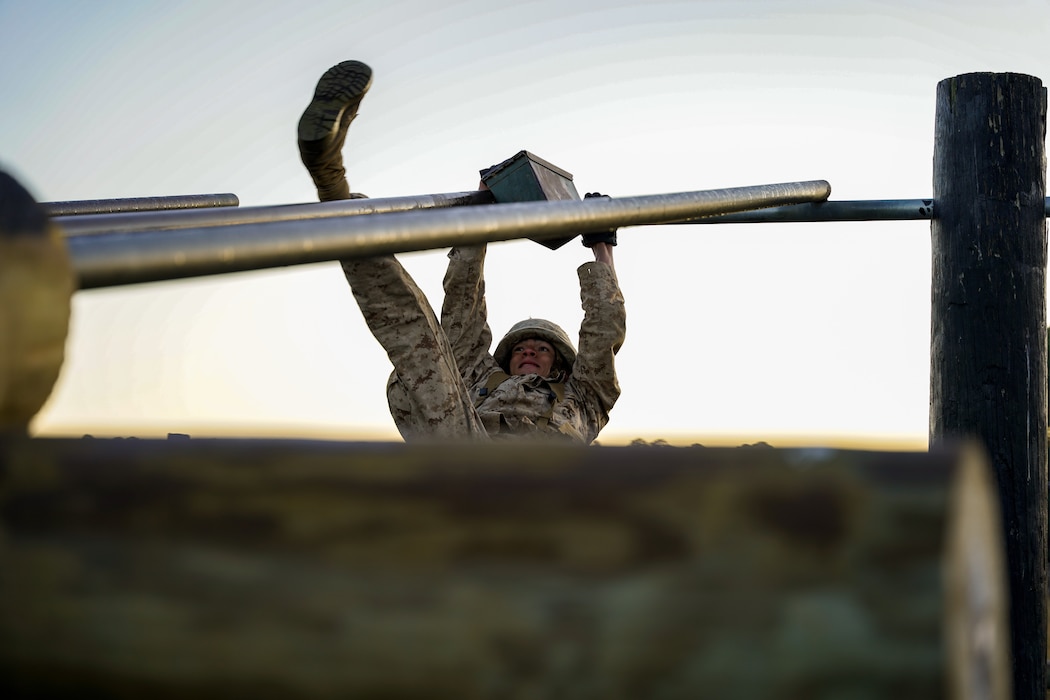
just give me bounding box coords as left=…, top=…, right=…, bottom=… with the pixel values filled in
left=297, top=61, right=486, bottom=441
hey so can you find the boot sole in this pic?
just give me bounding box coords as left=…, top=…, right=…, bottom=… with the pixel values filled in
left=297, top=60, right=373, bottom=143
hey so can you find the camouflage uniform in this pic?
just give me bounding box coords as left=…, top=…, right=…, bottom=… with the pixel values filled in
left=341, top=244, right=626, bottom=443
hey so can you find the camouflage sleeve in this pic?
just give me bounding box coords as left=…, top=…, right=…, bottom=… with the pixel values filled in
left=571, top=261, right=627, bottom=416
left=440, top=245, right=499, bottom=386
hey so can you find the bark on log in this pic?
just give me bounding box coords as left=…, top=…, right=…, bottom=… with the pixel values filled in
left=0, top=438, right=1008, bottom=699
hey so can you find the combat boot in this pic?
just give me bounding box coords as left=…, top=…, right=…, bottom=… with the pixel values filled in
left=298, top=60, right=373, bottom=201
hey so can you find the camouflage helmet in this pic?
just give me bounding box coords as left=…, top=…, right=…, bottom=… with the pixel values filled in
left=494, top=318, right=577, bottom=373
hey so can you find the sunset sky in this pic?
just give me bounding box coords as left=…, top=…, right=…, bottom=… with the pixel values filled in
left=3, top=0, right=1048, bottom=447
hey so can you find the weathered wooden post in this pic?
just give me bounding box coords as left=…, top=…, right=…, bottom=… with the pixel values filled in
left=929, top=72, right=1048, bottom=700
left=0, top=171, right=75, bottom=434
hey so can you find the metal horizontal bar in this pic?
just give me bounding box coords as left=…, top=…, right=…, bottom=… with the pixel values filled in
left=678, top=197, right=1050, bottom=223
left=58, top=191, right=495, bottom=236
left=43, top=193, right=240, bottom=217
left=68, top=179, right=830, bottom=289
left=675, top=198, right=935, bottom=223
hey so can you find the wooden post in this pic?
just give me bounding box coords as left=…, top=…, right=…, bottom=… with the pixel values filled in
left=0, top=171, right=74, bottom=433
left=930, top=72, right=1048, bottom=700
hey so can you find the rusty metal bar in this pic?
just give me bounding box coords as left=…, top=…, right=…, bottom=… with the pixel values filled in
left=68, top=180, right=831, bottom=289
left=57, top=191, right=495, bottom=236
left=43, top=193, right=239, bottom=216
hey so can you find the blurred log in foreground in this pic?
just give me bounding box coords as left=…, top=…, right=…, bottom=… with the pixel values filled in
left=0, top=438, right=1008, bottom=700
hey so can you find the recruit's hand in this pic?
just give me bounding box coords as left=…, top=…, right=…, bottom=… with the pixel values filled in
left=581, top=192, right=617, bottom=248
left=581, top=192, right=618, bottom=252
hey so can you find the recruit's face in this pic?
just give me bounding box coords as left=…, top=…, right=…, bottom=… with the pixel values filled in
left=509, top=338, right=556, bottom=377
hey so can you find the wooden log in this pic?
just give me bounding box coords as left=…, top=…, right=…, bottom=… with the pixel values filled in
left=0, top=171, right=74, bottom=433
left=929, top=71, right=1048, bottom=700
left=0, top=438, right=1008, bottom=699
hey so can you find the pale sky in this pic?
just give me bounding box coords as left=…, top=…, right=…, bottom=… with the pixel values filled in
left=3, top=0, right=1049, bottom=447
